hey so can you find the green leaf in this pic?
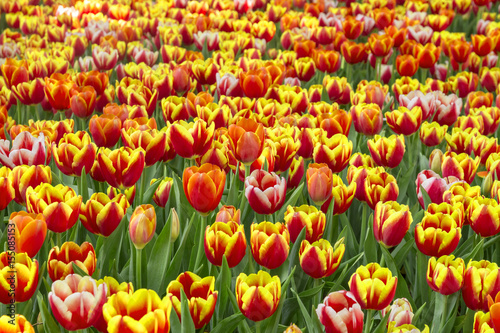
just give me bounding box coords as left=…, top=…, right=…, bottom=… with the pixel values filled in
left=276, top=183, right=304, bottom=219
left=143, top=178, right=162, bottom=205
left=227, top=286, right=253, bottom=333
left=80, top=166, right=90, bottom=202
left=291, top=288, right=315, bottom=332
left=412, top=302, right=426, bottom=324
left=419, top=185, right=432, bottom=210
left=147, top=208, right=172, bottom=290
left=98, top=210, right=128, bottom=275
left=170, top=304, right=182, bottom=332
left=215, top=256, right=232, bottom=324
left=372, top=311, right=391, bottom=333
left=364, top=213, right=378, bottom=264
left=393, top=238, right=415, bottom=268
left=464, top=238, right=484, bottom=262
left=211, top=313, right=246, bottom=333
left=226, top=163, right=240, bottom=207
left=298, top=282, right=325, bottom=299
left=37, top=293, right=62, bottom=333
left=181, top=289, right=196, bottom=333
left=288, top=227, right=306, bottom=275
left=327, top=252, right=364, bottom=293
left=72, top=262, right=89, bottom=276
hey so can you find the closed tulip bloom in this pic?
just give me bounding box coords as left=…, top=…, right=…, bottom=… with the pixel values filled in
left=349, top=263, right=398, bottom=310
left=284, top=205, right=326, bottom=243
left=129, top=204, right=156, bottom=250
left=205, top=221, right=247, bottom=267
left=343, top=17, right=365, bottom=40
left=0, top=131, right=50, bottom=168
left=80, top=192, right=129, bottom=237
left=364, top=171, right=399, bottom=210
left=374, top=201, right=412, bottom=248
left=89, top=114, right=122, bottom=148
left=306, top=163, right=333, bottom=206
left=419, top=121, right=448, bottom=147
left=47, top=241, right=96, bottom=281
left=0, top=314, right=35, bottom=333
left=462, top=260, right=500, bottom=312
left=284, top=324, right=302, bottom=333
left=0, top=167, right=14, bottom=211
left=300, top=238, right=345, bottom=279
left=151, top=177, right=173, bottom=208
left=97, top=147, right=145, bottom=190
left=121, top=128, right=167, bottom=167
left=441, top=152, right=480, bottom=184
left=251, top=221, right=290, bottom=269
left=427, top=255, right=465, bottom=295
left=469, top=107, right=500, bottom=136
left=294, top=57, right=316, bottom=81
left=169, top=119, right=215, bottom=160
left=235, top=270, right=281, bottom=322
left=26, top=183, right=82, bottom=233
left=386, top=107, right=423, bottom=136
left=103, top=289, right=172, bottom=333
left=368, top=135, right=405, bottom=169
left=472, top=35, right=495, bottom=57
left=321, top=174, right=356, bottom=215
left=0, top=252, right=38, bottom=304
left=167, top=272, right=218, bottom=329
left=396, top=55, right=419, bottom=77
left=287, top=157, right=305, bottom=189
left=413, top=43, right=441, bottom=69
left=183, top=163, right=226, bottom=215
left=227, top=118, right=265, bottom=165
left=70, top=86, right=96, bottom=118
left=1, top=58, right=29, bottom=89
left=415, top=212, right=462, bottom=257
left=239, top=68, right=272, bottom=98
left=10, top=211, right=46, bottom=257
left=382, top=298, right=414, bottom=328
left=49, top=274, right=107, bottom=331
left=245, top=169, right=286, bottom=215
left=313, top=133, right=352, bottom=173
left=323, top=76, right=352, bottom=104
left=341, top=41, right=369, bottom=64
left=316, top=290, right=364, bottom=333
left=449, top=40, right=472, bottom=64
left=11, top=78, right=45, bottom=105
left=9, top=165, right=52, bottom=205
left=44, top=74, right=76, bottom=111
left=468, top=197, right=500, bottom=238
left=52, top=131, right=97, bottom=176
left=368, top=33, right=394, bottom=57
left=350, top=103, right=383, bottom=136
left=215, top=205, right=241, bottom=224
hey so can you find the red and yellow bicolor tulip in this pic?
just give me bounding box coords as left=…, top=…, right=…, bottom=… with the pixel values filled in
left=9, top=165, right=52, bottom=205
left=367, top=135, right=405, bottom=169
left=10, top=211, right=46, bottom=257
left=81, top=192, right=129, bottom=237
left=351, top=103, right=384, bottom=136
left=386, top=107, right=423, bottom=136
left=169, top=119, right=215, bottom=160
left=387, top=323, right=430, bottom=333
left=251, top=221, right=290, bottom=270
left=235, top=270, right=281, bottom=321
left=373, top=201, right=412, bottom=248
left=349, top=263, right=398, bottom=310
left=364, top=171, right=400, bottom=210
left=11, top=78, right=45, bottom=105
left=151, top=177, right=173, bottom=208
left=52, top=131, right=97, bottom=176
left=239, top=68, right=272, bottom=98
left=463, top=260, right=500, bottom=312
left=427, top=255, right=465, bottom=295
left=0, top=167, right=14, bottom=211
left=88, top=114, right=122, bottom=148
left=382, top=298, right=414, bottom=328
left=215, top=206, right=241, bottom=224
left=441, top=152, right=480, bottom=184
left=321, top=174, right=356, bottom=215
left=183, top=163, right=226, bottom=216
left=419, top=121, right=448, bottom=147
left=415, top=212, right=462, bottom=257
left=103, top=289, right=172, bottom=333
left=0, top=314, right=35, bottom=333
left=121, top=128, right=167, bottom=167
left=299, top=238, right=345, bottom=279
left=166, top=271, right=218, bottom=329
left=47, top=241, right=96, bottom=281
left=368, top=33, right=394, bottom=57
left=49, top=274, right=107, bottom=331
left=26, top=183, right=82, bottom=233
left=129, top=204, right=156, bottom=250
left=0, top=252, right=38, bottom=304
left=306, top=163, right=333, bottom=206
left=396, top=55, right=419, bottom=77
left=468, top=197, right=500, bottom=238
left=245, top=169, right=286, bottom=215
left=313, top=133, right=352, bottom=173
left=204, top=221, right=247, bottom=268
left=44, top=73, right=76, bottom=111
left=341, top=40, right=369, bottom=64
left=284, top=205, right=326, bottom=243
left=97, top=147, right=145, bottom=190
left=227, top=118, right=265, bottom=165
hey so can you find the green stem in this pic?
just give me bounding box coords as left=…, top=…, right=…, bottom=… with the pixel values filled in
left=56, top=232, right=62, bottom=248
left=330, top=214, right=339, bottom=243
left=136, top=248, right=142, bottom=288
left=138, top=167, right=147, bottom=206
left=256, top=321, right=261, bottom=333
left=375, top=57, right=382, bottom=83
left=439, top=294, right=449, bottom=332
left=420, top=68, right=427, bottom=86
left=313, top=278, right=323, bottom=308
left=194, top=214, right=207, bottom=271
left=359, top=203, right=368, bottom=253
left=244, top=164, right=251, bottom=180
left=364, top=309, right=374, bottom=333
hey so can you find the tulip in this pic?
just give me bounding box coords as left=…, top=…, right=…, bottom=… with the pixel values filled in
left=350, top=103, right=383, bottom=136
left=386, top=107, right=423, bottom=136
left=103, top=289, right=172, bottom=332
left=44, top=74, right=76, bottom=111
left=306, top=163, right=333, bottom=206
left=284, top=324, right=303, bottom=333
left=121, top=128, right=167, bottom=167
left=382, top=298, right=414, bottom=328
left=349, top=263, right=398, bottom=310
left=323, top=76, right=352, bottom=105
left=9, top=165, right=52, bottom=205
left=321, top=174, right=356, bottom=215
left=0, top=167, right=14, bottom=211
left=215, top=205, right=240, bottom=224
left=0, top=252, right=38, bottom=304
left=441, top=152, right=480, bottom=184
left=26, top=183, right=82, bottom=233
left=205, top=221, right=246, bottom=268
left=387, top=323, right=430, bottom=333
left=462, top=260, right=500, bottom=312
left=287, top=156, right=305, bottom=189
left=166, top=271, right=218, bottom=329
left=427, top=255, right=465, bottom=295
left=373, top=201, right=412, bottom=248
left=151, top=177, right=173, bottom=208
left=341, top=41, right=369, bottom=65
left=415, top=212, right=462, bottom=257
left=465, top=92, right=494, bottom=115
left=11, top=78, right=45, bottom=105
left=235, top=270, right=281, bottom=321
left=226, top=118, right=265, bottom=165
left=52, top=131, right=97, bottom=177
left=10, top=211, right=46, bottom=257
left=48, top=274, right=107, bottom=331
left=80, top=192, right=129, bottom=237
left=0, top=131, right=49, bottom=168
left=183, top=163, right=226, bottom=215
left=88, top=114, right=122, bottom=148
left=313, top=133, right=352, bottom=173
left=468, top=197, right=500, bottom=238
left=392, top=77, right=420, bottom=101
left=368, top=135, right=405, bottom=169
left=245, top=169, right=286, bottom=215
left=47, top=241, right=96, bottom=281
left=0, top=314, right=35, bottom=333
left=419, top=122, right=448, bottom=147
left=284, top=205, right=326, bottom=243
left=169, top=119, right=215, bottom=160
left=129, top=204, right=156, bottom=250
left=239, top=68, right=272, bottom=98
left=97, top=147, right=145, bottom=190
left=469, top=107, right=500, bottom=136
left=316, top=290, right=364, bottom=333
left=251, top=221, right=290, bottom=269
left=368, top=33, right=394, bottom=57
left=299, top=238, right=345, bottom=279
left=1, top=58, right=29, bottom=89
left=472, top=34, right=495, bottom=57
left=396, top=55, right=419, bottom=77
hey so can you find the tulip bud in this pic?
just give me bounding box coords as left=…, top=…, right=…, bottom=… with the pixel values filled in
left=129, top=204, right=156, bottom=250
left=482, top=172, right=494, bottom=197
left=152, top=177, right=173, bottom=208
left=299, top=238, right=345, bottom=279
left=382, top=298, right=414, bottom=327
left=171, top=208, right=180, bottom=242
left=429, top=149, right=444, bottom=174
left=251, top=221, right=290, bottom=269
left=374, top=201, right=412, bottom=248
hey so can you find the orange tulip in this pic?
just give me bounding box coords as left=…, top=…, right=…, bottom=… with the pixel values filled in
left=239, top=68, right=271, bottom=98
left=10, top=211, right=46, bottom=257
left=183, top=163, right=226, bottom=215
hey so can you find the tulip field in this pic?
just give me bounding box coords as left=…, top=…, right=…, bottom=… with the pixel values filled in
left=2, top=0, right=500, bottom=332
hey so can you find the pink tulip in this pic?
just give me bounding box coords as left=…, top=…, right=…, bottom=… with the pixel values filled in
left=216, top=73, right=243, bottom=97
left=432, top=92, right=462, bottom=126
left=0, top=132, right=49, bottom=168
left=399, top=91, right=436, bottom=121
left=245, top=169, right=286, bottom=215
left=316, top=290, right=364, bottom=333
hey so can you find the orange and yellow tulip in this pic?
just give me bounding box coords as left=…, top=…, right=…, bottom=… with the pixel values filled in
left=205, top=221, right=247, bottom=267
left=463, top=260, right=500, bottom=312
left=183, top=163, right=226, bottom=216
left=284, top=205, right=326, bottom=243
left=306, top=163, right=333, bottom=206
left=0, top=252, right=38, bottom=304
left=10, top=211, right=46, bottom=257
